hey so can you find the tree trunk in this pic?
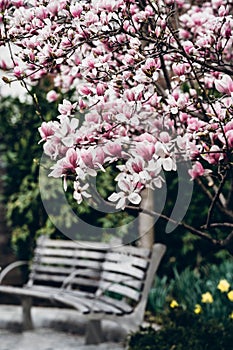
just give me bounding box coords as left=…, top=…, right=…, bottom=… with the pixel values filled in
left=138, top=189, right=154, bottom=248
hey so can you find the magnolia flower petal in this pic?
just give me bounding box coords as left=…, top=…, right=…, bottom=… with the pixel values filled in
left=116, top=197, right=126, bottom=210
left=162, top=157, right=173, bottom=171
left=128, top=192, right=141, bottom=205
left=108, top=192, right=121, bottom=202
left=62, top=136, right=74, bottom=147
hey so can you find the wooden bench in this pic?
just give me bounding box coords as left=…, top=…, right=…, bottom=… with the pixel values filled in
left=0, top=236, right=166, bottom=344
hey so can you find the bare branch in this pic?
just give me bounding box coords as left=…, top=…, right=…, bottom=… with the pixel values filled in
left=125, top=205, right=233, bottom=254
left=220, top=231, right=233, bottom=255
left=205, top=170, right=229, bottom=228
left=160, top=54, right=171, bottom=91
left=201, top=223, right=233, bottom=229
left=125, top=205, right=218, bottom=245
left=196, top=178, right=233, bottom=221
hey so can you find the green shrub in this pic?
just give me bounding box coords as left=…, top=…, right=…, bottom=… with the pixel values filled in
left=148, top=260, right=233, bottom=324
left=148, top=275, right=174, bottom=316
left=127, top=310, right=233, bottom=350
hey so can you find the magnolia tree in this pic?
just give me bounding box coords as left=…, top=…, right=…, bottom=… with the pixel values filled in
left=0, top=0, right=233, bottom=253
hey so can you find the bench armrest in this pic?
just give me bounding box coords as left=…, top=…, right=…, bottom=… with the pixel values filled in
left=0, top=261, right=29, bottom=284
left=61, top=269, right=79, bottom=289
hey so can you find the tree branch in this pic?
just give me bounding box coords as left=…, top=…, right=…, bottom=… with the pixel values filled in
left=196, top=177, right=233, bottom=221
left=220, top=231, right=233, bottom=255
left=205, top=170, right=228, bottom=228
left=124, top=205, right=233, bottom=255
left=201, top=223, right=233, bottom=229
left=125, top=205, right=218, bottom=244
left=160, top=54, right=171, bottom=91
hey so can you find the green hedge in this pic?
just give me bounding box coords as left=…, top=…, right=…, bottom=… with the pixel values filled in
left=127, top=310, right=233, bottom=350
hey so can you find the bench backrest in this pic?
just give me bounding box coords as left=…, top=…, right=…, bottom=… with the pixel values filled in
left=28, top=237, right=109, bottom=292
left=28, top=236, right=165, bottom=309
left=99, top=245, right=152, bottom=304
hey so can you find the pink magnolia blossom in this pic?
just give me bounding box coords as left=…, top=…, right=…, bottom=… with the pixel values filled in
left=96, top=83, right=106, bottom=96
left=135, top=142, right=155, bottom=161
left=13, top=66, right=23, bottom=78
left=49, top=148, right=78, bottom=190
left=54, top=116, right=79, bottom=148
left=203, top=145, right=223, bottom=164
left=79, top=147, right=105, bottom=173
left=155, top=142, right=177, bottom=172
left=80, top=86, right=93, bottom=96
left=38, top=121, right=57, bottom=142
left=188, top=161, right=212, bottom=180
left=104, top=142, right=122, bottom=159
left=49, top=148, right=78, bottom=177
left=188, top=162, right=205, bottom=180
left=70, top=3, right=83, bottom=18
left=172, top=63, right=190, bottom=77
left=73, top=182, right=91, bottom=204
left=46, top=90, right=59, bottom=102
left=225, top=130, right=233, bottom=148
left=58, top=99, right=77, bottom=116
left=108, top=179, right=142, bottom=210
left=80, top=149, right=95, bottom=169
left=1, top=0, right=233, bottom=217
left=215, top=75, right=233, bottom=95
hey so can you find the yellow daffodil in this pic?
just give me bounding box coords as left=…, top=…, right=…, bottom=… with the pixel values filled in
left=229, top=312, right=233, bottom=319
left=201, top=292, right=213, bottom=304
left=217, top=279, right=230, bottom=293
left=194, top=304, right=202, bottom=314
left=227, top=290, right=233, bottom=302
left=170, top=300, right=179, bottom=308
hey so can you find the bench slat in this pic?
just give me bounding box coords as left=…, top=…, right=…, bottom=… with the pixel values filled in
left=0, top=285, right=59, bottom=301
left=30, top=267, right=102, bottom=288
left=99, top=281, right=141, bottom=301
left=39, top=238, right=110, bottom=250
left=53, top=293, right=90, bottom=313
left=33, top=266, right=98, bottom=278
left=98, top=295, right=133, bottom=313
left=105, top=252, right=148, bottom=269
left=113, top=245, right=151, bottom=258
left=26, top=285, right=95, bottom=298
left=70, top=277, right=100, bottom=288
left=56, top=292, right=126, bottom=314
left=102, top=261, right=145, bottom=280
left=37, top=257, right=102, bottom=269
left=33, top=274, right=100, bottom=288
left=35, top=248, right=106, bottom=260
left=32, top=274, right=68, bottom=284
left=101, top=271, right=143, bottom=290
left=31, top=266, right=73, bottom=275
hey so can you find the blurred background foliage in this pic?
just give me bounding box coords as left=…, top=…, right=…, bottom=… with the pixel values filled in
left=0, top=80, right=232, bottom=278
left=155, top=170, right=232, bottom=277
left=0, top=80, right=135, bottom=262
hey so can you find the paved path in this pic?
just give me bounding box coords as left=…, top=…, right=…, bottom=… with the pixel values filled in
left=0, top=329, right=125, bottom=350
left=0, top=305, right=126, bottom=350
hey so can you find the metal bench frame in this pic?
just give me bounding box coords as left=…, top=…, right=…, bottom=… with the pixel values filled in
left=0, top=236, right=166, bottom=344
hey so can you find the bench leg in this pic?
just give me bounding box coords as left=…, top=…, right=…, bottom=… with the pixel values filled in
left=85, top=320, right=104, bottom=345
left=21, top=297, right=33, bottom=330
